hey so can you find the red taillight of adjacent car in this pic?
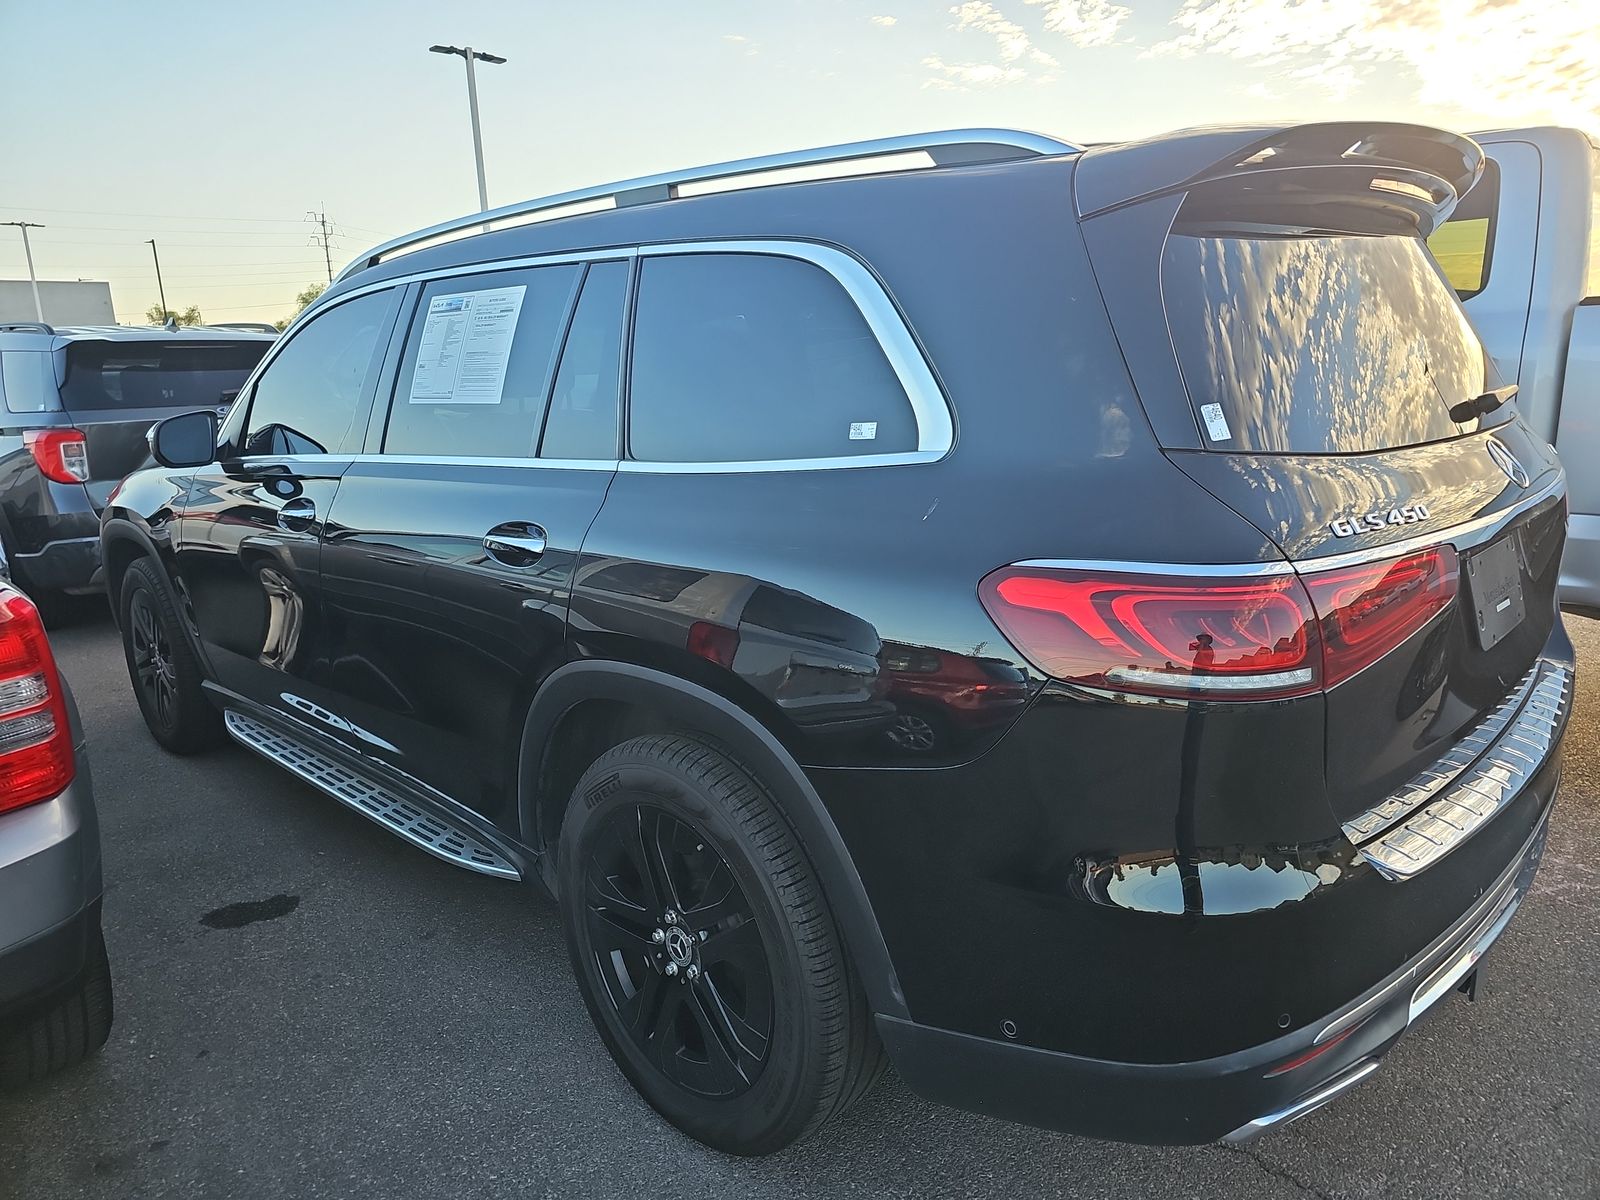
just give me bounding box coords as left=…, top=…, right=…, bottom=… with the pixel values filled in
left=0, top=589, right=75, bottom=814
left=23, top=428, right=90, bottom=484
left=978, top=568, right=1321, bottom=699
left=1301, top=546, right=1459, bottom=689
left=979, top=547, right=1459, bottom=701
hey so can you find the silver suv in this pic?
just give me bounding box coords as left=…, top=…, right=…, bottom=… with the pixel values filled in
left=0, top=568, right=110, bottom=1084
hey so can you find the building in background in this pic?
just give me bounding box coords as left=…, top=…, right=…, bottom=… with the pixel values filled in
left=0, top=280, right=116, bottom=325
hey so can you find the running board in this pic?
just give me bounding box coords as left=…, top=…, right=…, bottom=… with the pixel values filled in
left=224, top=709, right=521, bottom=880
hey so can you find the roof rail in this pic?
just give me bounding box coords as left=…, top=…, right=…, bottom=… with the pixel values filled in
left=207, top=322, right=280, bottom=334
left=0, top=322, right=55, bottom=335
left=336, top=127, right=1079, bottom=281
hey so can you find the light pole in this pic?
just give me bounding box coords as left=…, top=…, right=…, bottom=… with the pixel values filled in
left=429, top=44, right=506, bottom=213
left=146, top=239, right=169, bottom=323
left=2, top=222, right=45, bottom=322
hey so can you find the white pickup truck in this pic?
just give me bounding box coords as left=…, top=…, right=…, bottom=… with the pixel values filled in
left=1427, top=126, right=1600, bottom=613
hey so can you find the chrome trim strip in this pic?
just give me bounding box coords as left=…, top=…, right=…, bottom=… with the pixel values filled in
left=1104, top=664, right=1315, bottom=692
left=1409, top=885, right=1520, bottom=1023
left=337, top=128, right=1080, bottom=279
left=256, top=241, right=955, bottom=474
left=1343, top=660, right=1570, bottom=879
left=1292, top=471, right=1565, bottom=574
left=1221, top=1059, right=1381, bottom=1145
left=12, top=535, right=100, bottom=557
left=1010, top=558, right=1296, bottom=577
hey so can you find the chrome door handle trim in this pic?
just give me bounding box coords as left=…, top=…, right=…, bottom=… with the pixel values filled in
left=277, top=497, right=317, bottom=532
left=483, top=524, right=547, bottom=565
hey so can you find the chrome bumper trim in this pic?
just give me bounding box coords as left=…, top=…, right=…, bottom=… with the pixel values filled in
left=1342, top=659, right=1570, bottom=879
left=1221, top=1060, right=1382, bottom=1146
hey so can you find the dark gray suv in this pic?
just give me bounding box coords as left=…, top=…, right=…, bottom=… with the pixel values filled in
left=0, top=323, right=273, bottom=609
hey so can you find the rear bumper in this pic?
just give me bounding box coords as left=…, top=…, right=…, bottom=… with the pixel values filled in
left=877, top=774, right=1556, bottom=1145
left=0, top=752, right=103, bottom=1019
left=11, top=534, right=103, bottom=593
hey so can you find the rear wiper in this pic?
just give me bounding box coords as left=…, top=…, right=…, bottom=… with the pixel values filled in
left=1450, top=384, right=1518, bottom=424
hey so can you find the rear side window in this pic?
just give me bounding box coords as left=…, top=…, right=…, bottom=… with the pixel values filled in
left=242, top=291, right=394, bottom=456
left=1426, top=156, right=1500, bottom=299
left=384, top=264, right=581, bottom=458
left=1163, top=233, right=1488, bottom=455
left=539, top=260, right=628, bottom=460
left=59, top=341, right=268, bottom=412
left=628, top=253, right=917, bottom=463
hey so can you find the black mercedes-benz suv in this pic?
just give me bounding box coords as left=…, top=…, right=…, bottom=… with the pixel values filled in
left=102, top=122, right=1572, bottom=1154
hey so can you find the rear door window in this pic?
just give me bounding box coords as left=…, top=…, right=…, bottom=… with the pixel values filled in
left=384, top=263, right=582, bottom=458
left=627, top=252, right=918, bottom=463
left=1426, top=156, right=1500, bottom=299
left=1162, top=233, right=1489, bottom=455
left=59, top=341, right=269, bottom=412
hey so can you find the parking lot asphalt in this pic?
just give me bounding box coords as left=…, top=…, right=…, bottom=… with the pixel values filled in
left=2, top=606, right=1597, bottom=1200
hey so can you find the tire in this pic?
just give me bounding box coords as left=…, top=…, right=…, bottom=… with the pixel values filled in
left=0, top=928, right=114, bottom=1089
left=558, top=733, right=886, bottom=1155
left=119, top=557, right=224, bottom=754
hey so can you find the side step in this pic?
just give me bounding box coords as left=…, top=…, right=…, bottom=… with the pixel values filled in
left=224, top=710, right=521, bottom=880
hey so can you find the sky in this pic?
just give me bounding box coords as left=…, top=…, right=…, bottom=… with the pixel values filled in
left=2, top=0, right=1595, bottom=325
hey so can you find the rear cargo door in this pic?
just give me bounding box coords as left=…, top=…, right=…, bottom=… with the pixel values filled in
left=1077, top=128, right=1567, bottom=829
left=57, top=338, right=270, bottom=509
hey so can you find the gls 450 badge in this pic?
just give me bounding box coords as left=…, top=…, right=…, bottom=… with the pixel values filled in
left=1329, top=504, right=1431, bottom=539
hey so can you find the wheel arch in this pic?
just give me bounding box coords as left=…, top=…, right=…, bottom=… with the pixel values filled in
left=519, top=659, right=909, bottom=1019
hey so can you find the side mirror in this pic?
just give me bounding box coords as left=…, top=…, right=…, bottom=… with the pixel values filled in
left=149, top=410, right=218, bottom=468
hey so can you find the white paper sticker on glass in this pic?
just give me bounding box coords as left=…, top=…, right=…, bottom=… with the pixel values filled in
left=408, top=285, right=527, bottom=405
left=1199, top=402, right=1232, bottom=443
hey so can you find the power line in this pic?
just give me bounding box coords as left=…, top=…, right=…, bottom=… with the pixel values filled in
left=307, top=206, right=339, bottom=284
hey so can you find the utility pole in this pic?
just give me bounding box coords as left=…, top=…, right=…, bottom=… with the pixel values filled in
left=307, top=206, right=335, bottom=283
left=429, top=44, right=506, bottom=213
left=2, top=222, right=45, bottom=322
left=144, top=239, right=169, bottom=323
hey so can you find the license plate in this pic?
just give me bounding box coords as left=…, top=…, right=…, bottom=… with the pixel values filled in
left=1464, top=534, right=1525, bottom=651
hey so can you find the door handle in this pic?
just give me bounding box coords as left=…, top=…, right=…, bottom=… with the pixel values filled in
left=278, top=497, right=317, bottom=533
left=483, top=522, right=548, bottom=567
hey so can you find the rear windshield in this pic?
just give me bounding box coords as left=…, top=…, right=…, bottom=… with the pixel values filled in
left=60, top=341, right=269, bottom=411
left=1162, top=234, right=1489, bottom=455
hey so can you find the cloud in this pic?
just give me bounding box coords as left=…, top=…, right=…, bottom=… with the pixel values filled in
left=922, top=53, right=1029, bottom=89
left=1149, top=0, right=1599, bottom=125
left=951, top=1, right=1058, bottom=64
left=869, top=14, right=898, bottom=26
left=1024, top=0, right=1131, bottom=48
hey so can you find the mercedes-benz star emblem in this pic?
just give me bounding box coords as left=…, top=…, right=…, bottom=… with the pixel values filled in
left=1486, top=437, right=1530, bottom=488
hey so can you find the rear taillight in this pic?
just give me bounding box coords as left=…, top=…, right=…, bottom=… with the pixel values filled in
left=0, top=589, right=75, bottom=814
left=978, top=568, right=1320, bottom=699
left=23, top=428, right=90, bottom=483
left=1302, top=547, right=1458, bottom=689
left=979, top=547, right=1459, bottom=701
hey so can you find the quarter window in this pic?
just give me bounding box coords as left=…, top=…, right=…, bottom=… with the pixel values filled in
left=1586, top=145, right=1600, bottom=300
left=384, top=264, right=582, bottom=458
left=1426, top=156, right=1500, bottom=300
left=627, top=253, right=918, bottom=463
left=242, top=290, right=394, bottom=456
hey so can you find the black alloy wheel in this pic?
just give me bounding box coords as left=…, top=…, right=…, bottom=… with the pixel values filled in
left=582, top=803, right=773, bottom=1098
left=128, top=589, right=179, bottom=733
left=559, top=734, right=885, bottom=1155
left=118, top=557, right=224, bottom=754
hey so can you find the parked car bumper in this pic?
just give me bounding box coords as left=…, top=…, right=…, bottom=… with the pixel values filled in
left=0, top=741, right=102, bottom=1020
left=876, top=774, right=1556, bottom=1144
left=1559, top=512, right=1600, bottom=614
left=10, top=534, right=103, bottom=594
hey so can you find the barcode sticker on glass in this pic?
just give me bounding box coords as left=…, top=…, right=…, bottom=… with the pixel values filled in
left=1199, top=403, right=1232, bottom=443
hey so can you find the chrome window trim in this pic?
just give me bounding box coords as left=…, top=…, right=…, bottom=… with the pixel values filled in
left=264, top=240, right=951, bottom=474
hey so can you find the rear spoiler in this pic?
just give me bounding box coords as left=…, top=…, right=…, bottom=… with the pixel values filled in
left=1074, top=122, right=1484, bottom=237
